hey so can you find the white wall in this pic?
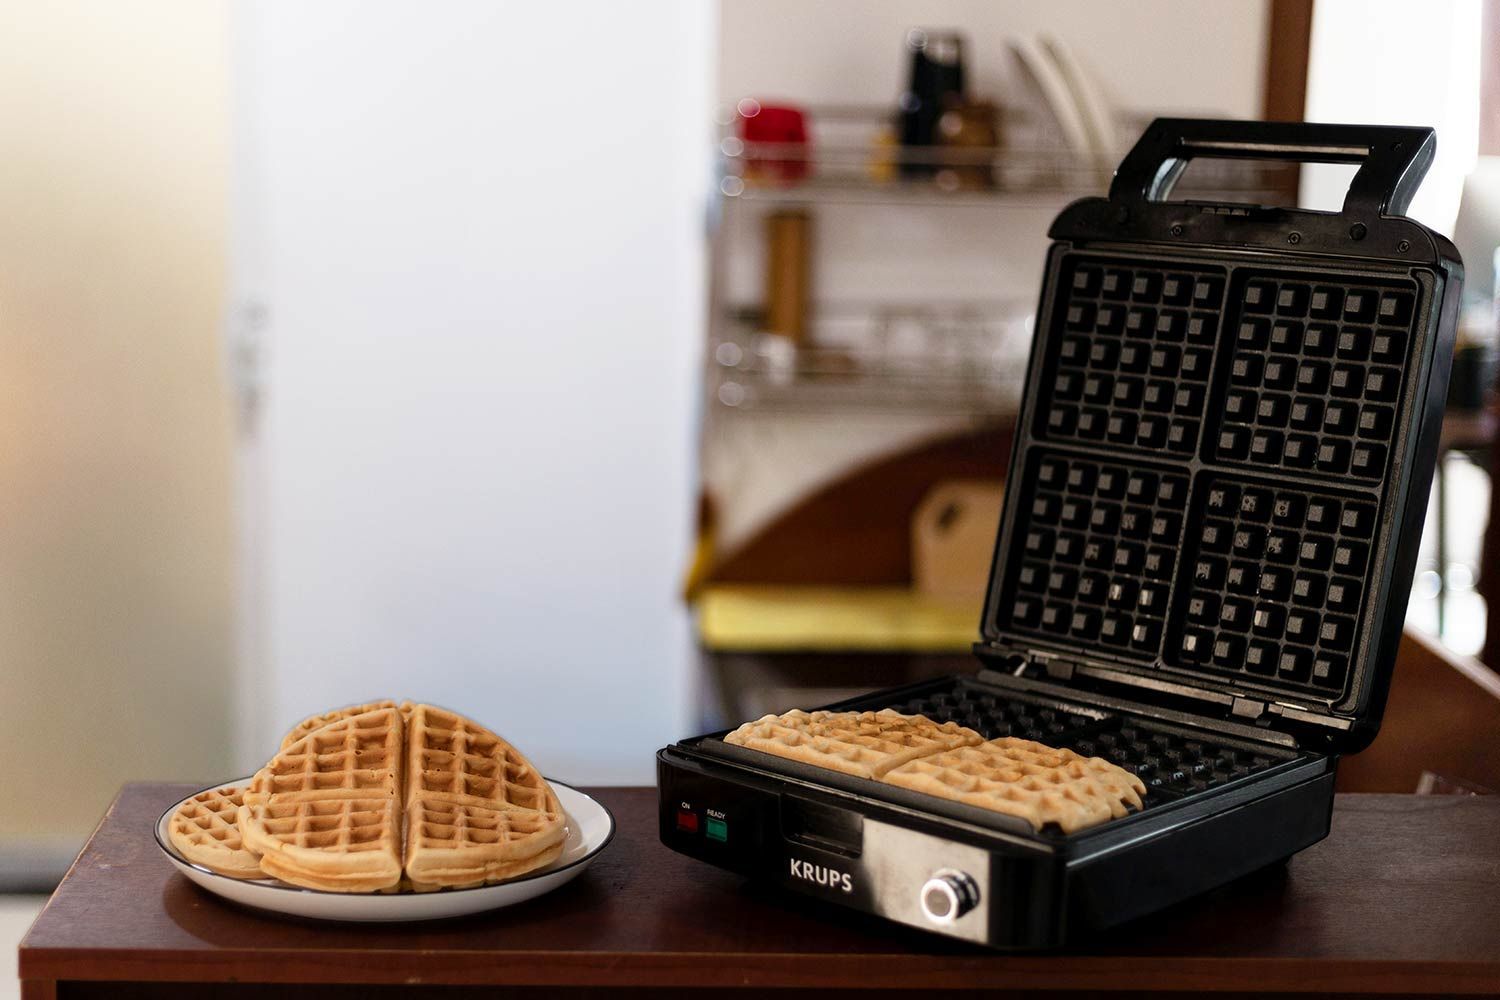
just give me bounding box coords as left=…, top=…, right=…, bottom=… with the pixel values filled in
left=233, top=1, right=711, bottom=782
left=0, top=0, right=234, bottom=872
left=1303, top=0, right=1480, bottom=234
left=718, top=0, right=1272, bottom=309
left=719, top=0, right=1268, bottom=119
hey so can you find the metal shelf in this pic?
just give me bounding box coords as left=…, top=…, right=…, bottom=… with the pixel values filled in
left=717, top=104, right=1296, bottom=209
left=710, top=301, right=1033, bottom=417
left=702, top=104, right=1295, bottom=418
left=722, top=181, right=1090, bottom=210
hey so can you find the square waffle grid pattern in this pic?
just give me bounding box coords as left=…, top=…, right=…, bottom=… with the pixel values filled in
left=175, top=788, right=243, bottom=845
left=259, top=716, right=396, bottom=796
left=1003, top=450, right=1190, bottom=659
left=868, top=681, right=1289, bottom=807
left=409, top=708, right=552, bottom=810
left=1214, top=274, right=1417, bottom=481
left=409, top=798, right=558, bottom=850
left=1169, top=476, right=1377, bottom=697
left=252, top=797, right=397, bottom=851
left=1040, top=259, right=1225, bottom=455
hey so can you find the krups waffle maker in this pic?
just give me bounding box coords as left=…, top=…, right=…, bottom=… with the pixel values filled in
left=658, top=119, right=1464, bottom=949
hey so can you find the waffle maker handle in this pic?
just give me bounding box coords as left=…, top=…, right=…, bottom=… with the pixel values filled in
left=1110, top=119, right=1435, bottom=220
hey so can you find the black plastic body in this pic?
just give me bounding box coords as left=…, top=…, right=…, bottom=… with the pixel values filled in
left=982, top=119, right=1463, bottom=755
left=659, top=119, right=1463, bottom=950
left=659, top=670, right=1334, bottom=948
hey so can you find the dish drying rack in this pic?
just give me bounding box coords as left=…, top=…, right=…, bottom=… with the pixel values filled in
left=705, top=104, right=1299, bottom=419
left=711, top=300, right=1033, bottom=416
left=716, top=104, right=1300, bottom=206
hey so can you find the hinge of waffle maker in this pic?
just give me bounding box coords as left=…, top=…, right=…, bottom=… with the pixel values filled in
left=970, top=641, right=1346, bottom=751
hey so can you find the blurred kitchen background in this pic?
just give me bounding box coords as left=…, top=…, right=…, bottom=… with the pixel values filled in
left=2, top=1, right=1498, bottom=954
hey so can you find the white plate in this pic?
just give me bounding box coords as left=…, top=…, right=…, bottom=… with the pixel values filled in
left=155, top=777, right=615, bottom=922
left=1039, top=35, right=1119, bottom=181
left=1010, top=36, right=1093, bottom=162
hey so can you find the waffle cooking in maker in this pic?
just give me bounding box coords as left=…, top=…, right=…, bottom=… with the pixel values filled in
left=657, top=119, right=1464, bottom=949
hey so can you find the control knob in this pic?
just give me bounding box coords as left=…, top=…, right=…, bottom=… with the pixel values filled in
left=920, top=869, right=980, bottom=924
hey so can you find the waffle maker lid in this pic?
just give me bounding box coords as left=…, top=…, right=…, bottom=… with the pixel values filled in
left=979, top=119, right=1464, bottom=753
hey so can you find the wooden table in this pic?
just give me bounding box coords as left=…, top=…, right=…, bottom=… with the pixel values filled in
left=18, top=785, right=1500, bottom=998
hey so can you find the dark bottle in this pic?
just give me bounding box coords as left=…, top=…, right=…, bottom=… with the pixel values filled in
left=898, top=29, right=966, bottom=179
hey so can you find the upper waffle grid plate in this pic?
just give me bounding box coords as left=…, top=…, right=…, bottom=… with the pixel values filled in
left=996, top=252, right=1423, bottom=705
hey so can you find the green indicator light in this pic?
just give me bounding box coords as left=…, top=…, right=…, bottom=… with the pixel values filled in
left=706, top=817, right=728, bottom=842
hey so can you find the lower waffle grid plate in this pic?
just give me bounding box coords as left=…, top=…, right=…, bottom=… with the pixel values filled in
left=705, top=677, right=1297, bottom=828
left=868, top=679, right=1292, bottom=809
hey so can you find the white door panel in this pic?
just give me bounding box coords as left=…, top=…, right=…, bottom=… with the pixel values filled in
left=232, top=0, right=709, bottom=781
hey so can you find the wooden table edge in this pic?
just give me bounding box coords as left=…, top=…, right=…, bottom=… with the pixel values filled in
left=18, top=948, right=1500, bottom=994
left=19, top=785, right=1500, bottom=995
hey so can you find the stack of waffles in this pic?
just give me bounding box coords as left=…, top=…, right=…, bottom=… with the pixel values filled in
left=723, top=708, right=1146, bottom=834
left=167, top=701, right=566, bottom=892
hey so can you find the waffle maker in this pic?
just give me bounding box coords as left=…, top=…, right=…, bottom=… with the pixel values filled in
left=658, top=119, right=1464, bottom=949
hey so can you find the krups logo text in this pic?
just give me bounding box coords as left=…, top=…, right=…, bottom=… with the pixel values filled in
left=789, top=858, right=853, bottom=893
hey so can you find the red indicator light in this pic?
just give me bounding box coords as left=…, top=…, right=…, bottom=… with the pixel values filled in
left=676, top=809, right=699, bottom=833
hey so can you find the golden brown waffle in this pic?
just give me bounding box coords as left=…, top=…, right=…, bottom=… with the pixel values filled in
left=238, top=707, right=405, bottom=891
left=399, top=703, right=566, bottom=889
left=246, top=707, right=404, bottom=807
left=722, top=708, right=983, bottom=779
left=167, top=786, right=263, bottom=879
left=881, top=736, right=1147, bottom=834
left=406, top=845, right=563, bottom=893
left=239, top=797, right=403, bottom=891
left=405, top=703, right=559, bottom=813
left=279, top=699, right=398, bottom=750
left=230, top=702, right=564, bottom=892
left=404, top=795, right=567, bottom=889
